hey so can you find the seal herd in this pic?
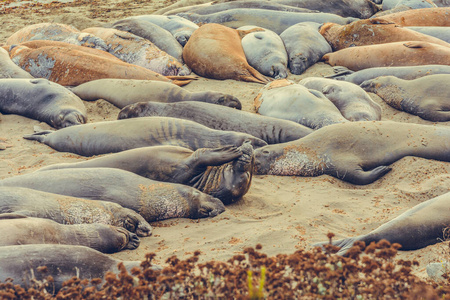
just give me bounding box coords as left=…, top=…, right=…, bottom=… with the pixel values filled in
left=0, top=0, right=450, bottom=292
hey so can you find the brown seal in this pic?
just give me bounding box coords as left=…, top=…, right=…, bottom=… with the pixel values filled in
left=182, top=23, right=270, bottom=83
left=379, top=7, right=450, bottom=26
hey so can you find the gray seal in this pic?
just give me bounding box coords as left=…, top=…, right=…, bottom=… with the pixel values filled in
left=0, top=47, right=33, bottom=79
left=361, top=74, right=450, bottom=122
left=299, top=77, right=382, bottom=121
left=117, top=101, right=312, bottom=144
left=0, top=214, right=140, bottom=253
left=254, top=121, right=450, bottom=185
left=280, top=22, right=332, bottom=75
left=0, top=168, right=226, bottom=222
left=0, top=78, right=87, bottom=129
left=313, top=191, right=450, bottom=255
left=39, top=142, right=255, bottom=204
left=326, top=65, right=450, bottom=85
left=23, top=116, right=266, bottom=156
left=0, top=186, right=152, bottom=237
left=70, top=79, right=242, bottom=109
left=254, top=79, right=348, bottom=130
left=237, top=25, right=288, bottom=79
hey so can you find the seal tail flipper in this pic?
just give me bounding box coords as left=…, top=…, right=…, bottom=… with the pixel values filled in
left=23, top=130, right=55, bottom=143
left=334, top=165, right=392, bottom=185
left=244, top=66, right=272, bottom=84
left=312, top=236, right=362, bottom=256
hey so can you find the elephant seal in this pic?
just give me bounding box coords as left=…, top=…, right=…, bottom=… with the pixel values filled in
left=23, top=116, right=266, bottom=156
left=39, top=142, right=255, bottom=204
left=280, top=22, right=332, bottom=75
left=319, top=19, right=450, bottom=51
left=117, top=101, right=312, bottom=144
left=124, top=15, right=199, bottom=46
left=254, top=121, right=450, bottom=185
left=0, top=186, right=152, bottom=237
left=81, top=27, right=190, bottom=76
left=0, top=78, right=87, bottom=129
left=325, top=65, right=450, bottom=84
left=382, top=0, right=437, bottom=10
left=9, top=44, right=192, bottom=86
left=111, top=18, right=184, bottom=62
left=407, top=26, right=450, bottom=43
left=254, top=79, right=348, bottom=130
left=0, top=47, right=33, bottom=78
left=69, top=79, right=242, bottom=109
left=0, top=168, right=226, bottom=221
left=237, top=26, right=288, bottom=79
left=0, top=244, right=142, bottom=293
left=6, top=22, right=109, bottom=51
left=361, top=74, right=450, bottom=122
left=379, top=7, right=450, bottom=26
left=177, top=9, right=358, bottom=35
left=0, top=214, right=139, bottom=253
left=322, top=41, right=450, bottom=71
left=299, top=77, right=382, bottom=121
left=182, top=23, right=270, bottom=84
left=313, top=192, right=450, bottom=255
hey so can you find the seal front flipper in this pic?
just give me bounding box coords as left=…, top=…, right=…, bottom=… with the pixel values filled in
left=123, top=231, right=141, bottom=250
left=190, top=145, right=242, bottom=168
left=0, top=213, right=29, bottom=220
left=23, top=130, right=55, bottom=143
left=333, top=164, right=392, bottom=185
left=325, top=66, right=354, bottom=80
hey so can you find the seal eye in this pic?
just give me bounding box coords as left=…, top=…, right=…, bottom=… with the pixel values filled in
left=124, top=218, right=137, bottom=232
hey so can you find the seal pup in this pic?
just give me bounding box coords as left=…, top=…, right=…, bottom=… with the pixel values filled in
left=361, top=75, right=450, bottom=122
left=313, top=192, right=450, bottom=255
left=117, top=101, right=312, bottom=144
left=280, top=22, right=332, bottom=75
left=0, top=186, right=152, bottom=237
left=325, top=65, right=450, bottom=84
left=322, top=41, right=450, bottom=71
left=0, top=78, right=86, bottom=129
left=379, top=7, right=450, bottom=26
left=254, top=79, right=348, bottom=130
left=70, top=79, right=242, bottom=109
left=299, top=77, right=382, bottom=121
left=182, top=23, right=270, bottom=84
left=254, top=121, right=450, bottom=185
left=23, top=116, right=267, bottom=156
left=0, top=244, right=143, bottom=293
left=0, top=168, right=226, bottom=221
left=39, top=142, right=255, bottom=204
left=237, top=25, right=288, bottom=79
left=0, top=47, right=33, bottom=78
left=0, top=214, right=140, bottom=253
left=81, top=27, right=190, bottom=76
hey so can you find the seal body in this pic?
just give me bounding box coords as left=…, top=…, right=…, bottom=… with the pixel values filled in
left=0, top=244, right=141, bottom=293
left=117, top=101, right=312, bottom=144
left=0, top=186, right=152, bottom=237
left=254, top=79, right=348, bottom=130
left=182, top=23, right=270, bottom=83
left=322, top=41, right=450, bottom=71
left=361, top=74, right=450, bottom=122
left=407, top=26, right=450, bottom=43
left=299, top=77, right=382, bottom=121
left=0, top=78, right=86, bottom=129
left=313, top=191, right=450, bottom=254
left=254, top=121, right=450, bottom=185
left=81, top=27, right=190, bottom=76
left=382, top=0, right=437, bottom=10
left=280, top=22, right=331, bottom=75
left=0, top=47, right=33, bottom=79
left=0, top=214, right=140, bottom=253
left=0, top=168, right=226, bottom=221
left=380, top=7, right=450, bottom=26
left=23, top=116, right=267, bottom=156
left=70, top=79, right=242, bottom=109
left=237, top=26, right=288, bottom=79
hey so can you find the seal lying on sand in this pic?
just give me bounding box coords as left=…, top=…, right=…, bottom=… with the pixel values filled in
left=39, top=142, right=255, bottom=204
left=182, top=23, right=270, bottom=83
left=0, top=168, right=226, bottom=221
left=0, top=214, right=140, bottom=253
left=313, top=192, right=450, bottom=255
left=70, top=79, right=242, bottom=109
left=379, top=7, right=450, bottom=26
left=0, top=244, right=143, bottom=293
left=0, top=186, right=152, bottom=237
left=361, top=74, right=450, bottom=122
left=0, top=78, right=86, bottom=129
left=254, top=121, right=450, bottom=185
left=23, top=116, right=266, bottom=156
left=0, top=47, right=33, bottom=79
left=117, top=101, right=312, bottom=144
left=407, top=26, right=450, bottom=44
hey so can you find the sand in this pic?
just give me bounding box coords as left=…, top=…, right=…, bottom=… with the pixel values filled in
left=1, top=0, right=450, bottom=279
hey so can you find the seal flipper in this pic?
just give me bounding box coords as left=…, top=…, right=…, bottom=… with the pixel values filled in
left=325, top=66, right=354, bottom=80
left=190, top=145, right=242, bottom=168
left=23, top=130, right=54, bottom=143
left=0, top=213, right=29, bottom=219
left=333, top=165, right=392, bottom=185
left=312, top=236, right=362, bottom=256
